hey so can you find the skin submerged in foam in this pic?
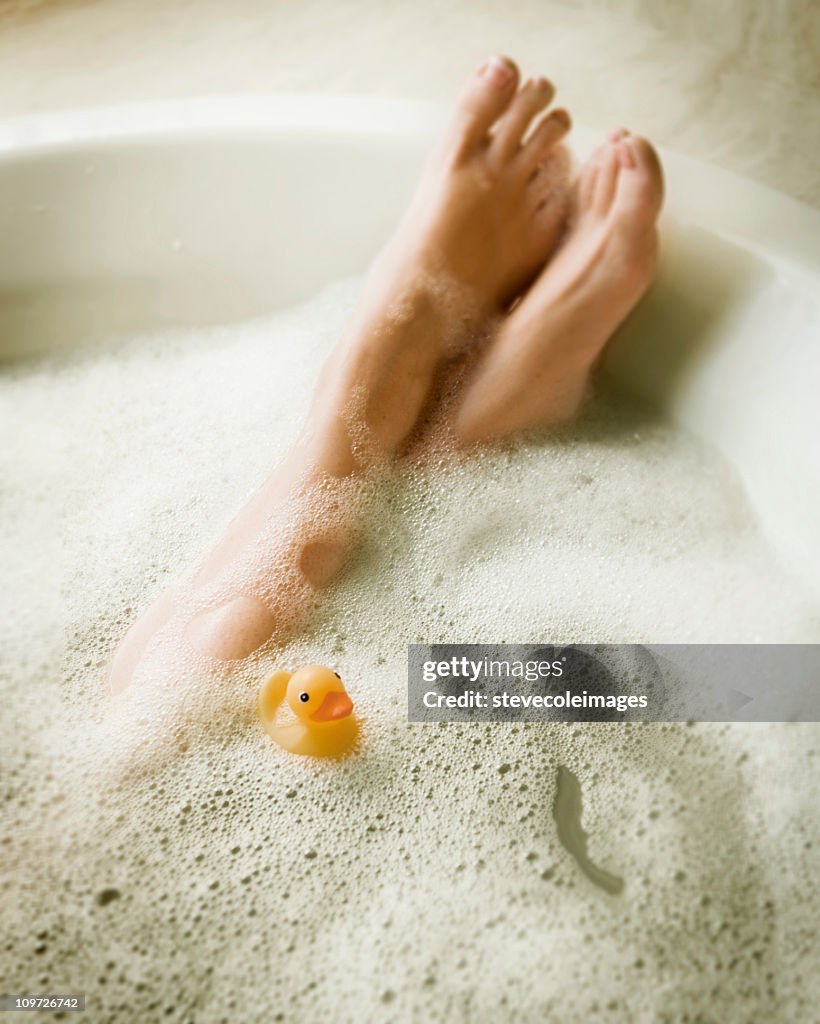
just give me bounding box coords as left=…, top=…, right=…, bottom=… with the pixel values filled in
left=1, top=280, right=818, bottom=1022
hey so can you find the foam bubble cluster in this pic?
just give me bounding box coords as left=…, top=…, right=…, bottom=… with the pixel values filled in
left=1, top=279, right=818, bottom=1022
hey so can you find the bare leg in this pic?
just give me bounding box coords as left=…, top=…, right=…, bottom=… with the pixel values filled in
left=110, top=56, right=572, bottom=692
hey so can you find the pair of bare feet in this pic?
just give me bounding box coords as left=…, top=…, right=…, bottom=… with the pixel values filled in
left=110, top=56, right=664, bottom=693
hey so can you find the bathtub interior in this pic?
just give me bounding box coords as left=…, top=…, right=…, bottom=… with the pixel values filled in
left=1, top=96, right=819, bottom=595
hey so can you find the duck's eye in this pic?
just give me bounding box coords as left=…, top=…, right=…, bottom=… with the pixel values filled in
left=299, top=692, right=310, bottom=703
left=334, top=672, right=341, bottom=679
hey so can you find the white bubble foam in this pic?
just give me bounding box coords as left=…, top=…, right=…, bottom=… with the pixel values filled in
left=1, top=278, right=818, bottom=1022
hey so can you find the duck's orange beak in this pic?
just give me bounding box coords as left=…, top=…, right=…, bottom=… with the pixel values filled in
left=310, top=690, right=354, bottom=723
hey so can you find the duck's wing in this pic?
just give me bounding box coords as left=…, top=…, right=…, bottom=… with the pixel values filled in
left=258, top=670, right=291, bottom=726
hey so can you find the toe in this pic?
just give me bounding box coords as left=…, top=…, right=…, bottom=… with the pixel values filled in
left=490, top=76, right=555, bottom=162
left=528, top=149, right=573, bottom=253
left=528, top=142, right=571, bottom=194
left=576, top=146, right=602, bottom=210
left=529, top=144, right=571, bottom=218
left=613, top=136, right=664, bottom=223
left=448, top=56, right=519, bottom=159
left=592, top=142, right=621, bottom=215
left=518, top=107, right=571, bottom=175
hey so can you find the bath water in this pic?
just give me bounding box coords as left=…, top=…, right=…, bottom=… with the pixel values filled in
left=1, top=279, right=818, bottom=1022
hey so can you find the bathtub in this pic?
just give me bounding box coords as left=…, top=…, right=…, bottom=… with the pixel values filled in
left=1, top=95, right=818, bottom=596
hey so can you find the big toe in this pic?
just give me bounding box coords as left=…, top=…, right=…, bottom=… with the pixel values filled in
left=613, top=136, right=664, bottom=226
left=448, top=56, right=519, bottom=158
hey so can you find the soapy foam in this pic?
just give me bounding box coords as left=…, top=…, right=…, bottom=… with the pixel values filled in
left=1, top=279, right=819, bottom=1022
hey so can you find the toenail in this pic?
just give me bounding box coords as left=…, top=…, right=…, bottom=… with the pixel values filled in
left=532, top=75, right=552, bottom=93
left=481, top=56, right=514, bottom=89
left=551, top=108, right=571, bottom=129
left=617, top=140, right=637, bottom=169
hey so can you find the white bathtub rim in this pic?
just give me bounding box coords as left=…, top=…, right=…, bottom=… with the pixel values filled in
left=0, top=93, right=818, bottom=273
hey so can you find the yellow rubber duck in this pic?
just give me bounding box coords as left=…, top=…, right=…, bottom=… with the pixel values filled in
left=258, top=664, right=359, bottom=758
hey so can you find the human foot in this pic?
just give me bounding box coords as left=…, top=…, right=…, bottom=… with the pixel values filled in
left=319, top=56, right=573, bottom=465
left=110, top=58, right=573, bottom=690
left=367, top=57, right=573, bottom=322
left=454, top=131, right=663, bottom=443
